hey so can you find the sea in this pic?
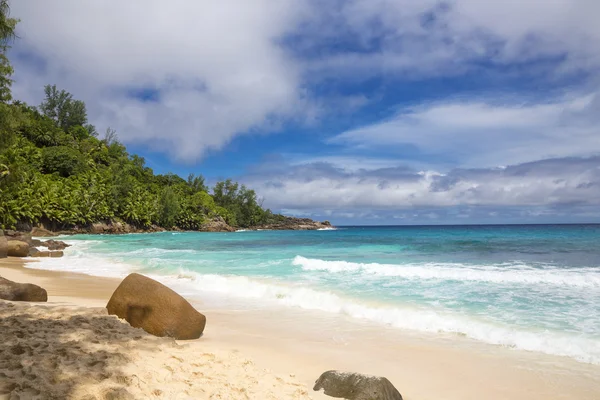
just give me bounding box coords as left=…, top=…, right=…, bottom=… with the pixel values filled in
left=31, top=224, right=600, bottom=365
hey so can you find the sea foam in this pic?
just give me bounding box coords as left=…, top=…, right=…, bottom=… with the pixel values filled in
left=292, top=256, right=600, bottom=287
left=27, top=240, right=600, bottom=365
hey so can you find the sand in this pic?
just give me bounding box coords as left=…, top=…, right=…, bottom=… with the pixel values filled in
left=2, top=258, right=600, bottom=400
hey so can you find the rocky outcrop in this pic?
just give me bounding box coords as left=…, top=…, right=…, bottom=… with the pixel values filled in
left=0, top=277, right=48, bottom=302
left=4, top=231, right=33, bottom=245
left=199, top=216, right=236, bottom=232
left=30, top=227, right=57, bottom=237
left=106, top=273, right=207, bottom=340
left=85, top=221, right=166, bottom=234
left=0, top=230, right=6, bottom=258
left=313, top=370, right=403, bottom=400
left=7, top=241, right=30, bottom=257
left=41, top=239, right=70, bottom=251
left=255, top=217, right=333, bottom=231
left=28, top=248, right=64, bottom=258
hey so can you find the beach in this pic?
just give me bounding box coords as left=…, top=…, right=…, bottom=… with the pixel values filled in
left=2, top=256, right=600, bottom=400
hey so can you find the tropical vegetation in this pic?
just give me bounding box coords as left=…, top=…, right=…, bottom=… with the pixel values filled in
left=0, top=1, right=282, bottom=230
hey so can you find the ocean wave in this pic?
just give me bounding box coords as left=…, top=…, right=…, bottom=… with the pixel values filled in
left=292, top=256, right=600, bottom=287
left=155, top=270, right=600, bottom=364
left=317, top=227, right=337, bottom=231
left=26, top=240, right=600, bottom=365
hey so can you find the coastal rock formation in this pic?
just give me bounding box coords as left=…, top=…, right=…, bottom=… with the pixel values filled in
left=31, top=227, right=57, bottom=237
left=256, top=217, right=333, bottom=231
left=42, top=239, right=70, bottom=251
left=0, top=277, right=48, bottom=302
left=106, top=273, right=206, bottom=340
left=29, top=248, right=64, bottom=258
left=7, top=240, right=30, bottom=257
left=4, top=231, right=33, bottom=245
left=313, top=370, right=403, bottom=400
left=200, top=216, right=236, bottom=232
left=89, top=221, right=165, bottom=234
left=0, top=231, right=6, bottom=258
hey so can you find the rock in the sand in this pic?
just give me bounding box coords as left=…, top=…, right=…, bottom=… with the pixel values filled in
left=0, top=231, right=7, bottom=258
left=7, top=240, right=30, bottom=257
left=313, top=370, right=403, bottom=400
left=106, top=273, right=206, bottom=340
left=0, top=276, right=48, bottom=302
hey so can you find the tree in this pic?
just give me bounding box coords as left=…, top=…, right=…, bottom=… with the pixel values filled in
left=187, top=173, right=207, bottom=193
left=158, top=186, right=180, bottom=228
left=41, top=146, right=84, bottom=177
left=39, top=84, right=88, bottom=131
left=102, top=127, right=118, bottom=145
left=0, top=0, right=18, bottom=103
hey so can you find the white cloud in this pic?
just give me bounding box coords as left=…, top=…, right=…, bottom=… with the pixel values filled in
left=328, top=94, right=600, bottom=168
left=8, top=0, right=600, bottom=167
left=246, top=157, right=600, bottom=212
left=11, top=0, right=309, bottom=162
left=306, top=0, right=600, bottom=78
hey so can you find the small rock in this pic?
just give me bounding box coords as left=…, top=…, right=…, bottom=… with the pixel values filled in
left=0, top=276, right=48, bottom=302
left=313, top=370, right=403, bottom=400
left=41, top=239, right=70, bottom=251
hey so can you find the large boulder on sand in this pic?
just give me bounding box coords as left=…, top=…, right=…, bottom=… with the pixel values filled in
left=0, top=231, right=6, bottom=258
left=7, top=240, right=30, bottom=257
left=313, top=370, right=403, bottom=400
left=106, top=273, right=206, bottom=340
left=0, top=276, right=48, bottom=302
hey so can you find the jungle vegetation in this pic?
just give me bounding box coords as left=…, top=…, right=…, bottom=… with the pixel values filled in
left=0, top=1, right=284, bottom=230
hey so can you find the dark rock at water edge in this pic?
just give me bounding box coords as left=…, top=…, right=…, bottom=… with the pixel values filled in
left=314, top=370, right=403, bottom=400
left=106, top=273, right=206, bottom=340
left=0, top=277, right=48, bottom=302
left=42, top=239, right=70, bottom=251
left=29, top=248, right=64, bottom=258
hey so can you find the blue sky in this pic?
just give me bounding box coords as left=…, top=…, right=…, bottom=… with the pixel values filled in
left=9, top=0, right=600, bottom=224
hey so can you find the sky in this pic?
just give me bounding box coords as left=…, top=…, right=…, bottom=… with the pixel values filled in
left=8, top=0, right=600, bottom=225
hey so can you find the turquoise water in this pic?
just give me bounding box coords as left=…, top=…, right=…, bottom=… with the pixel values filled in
left=33, top=225, right=600, bottom=364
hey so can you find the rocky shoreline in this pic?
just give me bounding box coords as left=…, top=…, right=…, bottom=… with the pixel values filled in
left=0, top=216, right=333, bottom=260
left=11, top=215, right=333, bottom=236
left=0, top=229, right=69, bottom=259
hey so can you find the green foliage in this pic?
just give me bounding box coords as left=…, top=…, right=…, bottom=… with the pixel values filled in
left=39, top=84, right=88, bottom=131
left=41, top=146, right=85, bottom=177
left=0, top=6, right=285, bottom=230
left=158, top=187, right=180, bottom=228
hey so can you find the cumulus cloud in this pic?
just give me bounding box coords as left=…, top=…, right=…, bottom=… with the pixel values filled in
left=328, top=94, right=600, bottom=167
left=11, top=0, right=309, bottom=162
left=9, top=0, right=600, bottom=165
left=301, top=0, right=600, bottom=79
left=244, top=157, right=600, bottom=216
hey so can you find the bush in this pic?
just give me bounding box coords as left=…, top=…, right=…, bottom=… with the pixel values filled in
left=41, top=146, right=84, bottom=177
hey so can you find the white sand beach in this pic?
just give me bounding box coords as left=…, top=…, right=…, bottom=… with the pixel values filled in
left=2, top=258, right=600, bottom=400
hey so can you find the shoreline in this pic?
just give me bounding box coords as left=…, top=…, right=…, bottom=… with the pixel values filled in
left=2, top=258, right=600, bottom=399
